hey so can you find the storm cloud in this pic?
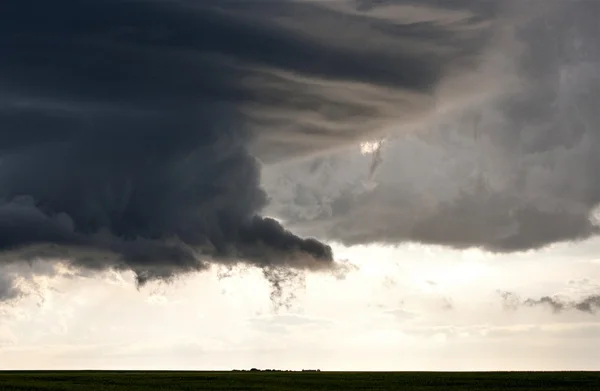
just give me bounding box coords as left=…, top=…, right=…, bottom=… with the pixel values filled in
left=0, top=0, right=501, bottom=295
left=263, top=1, right=600, bottom=253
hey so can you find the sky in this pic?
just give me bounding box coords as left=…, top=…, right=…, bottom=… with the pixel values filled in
left=1, top=0, right=600, bottom=371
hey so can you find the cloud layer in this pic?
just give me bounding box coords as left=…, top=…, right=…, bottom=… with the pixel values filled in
left=263, top=1, right=600, bottom=252
left=0, top=0, right=501, bottom=297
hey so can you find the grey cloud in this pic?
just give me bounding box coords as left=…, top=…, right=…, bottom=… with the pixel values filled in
left=499, top=291, right=600, bottom=314
left=524, top=297, right=568, bottom=314
left=573, top=296, right=600, bottom=314
left=262, top=267, right=306, bottom=312
left=0, top=273, right=22, bottom=302
left=263, top=1, right=600, bottom=253
left=0, top=0, right=501, bottom=299
left=0, top=260, right=65, bottom=303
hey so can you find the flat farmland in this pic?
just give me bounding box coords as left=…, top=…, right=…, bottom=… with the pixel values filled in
left=1, top=371, right=600, bottom=390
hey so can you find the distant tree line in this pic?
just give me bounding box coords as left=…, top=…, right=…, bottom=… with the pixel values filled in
left=232, top=368, right=321, bottom=372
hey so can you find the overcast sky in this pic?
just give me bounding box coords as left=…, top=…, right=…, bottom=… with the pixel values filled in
left=1, top=0, right=599, bottom=371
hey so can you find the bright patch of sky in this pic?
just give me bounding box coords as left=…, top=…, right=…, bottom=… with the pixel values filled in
left=2, top=238, right=600, bottom=371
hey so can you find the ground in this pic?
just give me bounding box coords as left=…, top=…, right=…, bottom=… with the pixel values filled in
left=1, top=371, right=600, bottom=390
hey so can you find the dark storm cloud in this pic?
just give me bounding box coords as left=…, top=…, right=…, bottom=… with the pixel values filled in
left=263, top=1, right=600, bottom=253
left=499, top=291, right=600, bottom=315
left=0, top=0, right=497, bottom=296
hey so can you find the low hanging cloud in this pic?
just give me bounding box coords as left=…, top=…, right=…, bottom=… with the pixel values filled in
left=499, top=291, right=600, bottom=314
left=0, top=0, right=504, bottom=298
left=263, top=1, right=600, bottom=253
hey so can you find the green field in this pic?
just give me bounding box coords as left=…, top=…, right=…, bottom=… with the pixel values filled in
left=1, top=371, right=599, bottom=390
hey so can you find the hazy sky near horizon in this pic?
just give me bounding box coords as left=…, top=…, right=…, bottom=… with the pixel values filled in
left=3, top=239, right=600, bottom=370
left=1, top=0, right=600, bottom=371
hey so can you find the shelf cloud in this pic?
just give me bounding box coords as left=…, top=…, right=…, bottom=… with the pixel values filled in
left=1, top=0, right=595, bottom=299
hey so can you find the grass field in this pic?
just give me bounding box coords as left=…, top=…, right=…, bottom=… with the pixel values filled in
left=1, top=371, right=599, bottom=390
